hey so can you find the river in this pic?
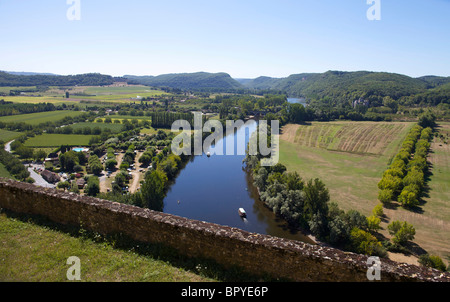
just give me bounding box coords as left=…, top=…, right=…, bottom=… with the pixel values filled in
left=163, top=119, right=314, bottom=244
left=287, top=97, right=307, bottom=106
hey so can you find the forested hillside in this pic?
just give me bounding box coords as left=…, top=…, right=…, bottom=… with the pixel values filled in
left=0, top=72, right=124, bottom=87
left=124, top=72, right=243, bottom=91
left=240, top=71, right=450, bottom=106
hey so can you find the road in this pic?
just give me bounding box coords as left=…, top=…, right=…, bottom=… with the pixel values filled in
left=4, top=140, right=56, bottom=189
left=27, top=165, right=56, bottom=189
left=4, top=140, right=14, bottom=152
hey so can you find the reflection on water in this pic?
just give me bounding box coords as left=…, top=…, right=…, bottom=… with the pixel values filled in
left=163, top=119, right=314, bottom=244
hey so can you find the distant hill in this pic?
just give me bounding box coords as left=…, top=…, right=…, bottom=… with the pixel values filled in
left=240, top=71, right=450, bottom=102
left=0, top=71, right=126, bottom=87
left=124, top=72, right=244, bottom=91
left=5, top=71, right=60, bottom=76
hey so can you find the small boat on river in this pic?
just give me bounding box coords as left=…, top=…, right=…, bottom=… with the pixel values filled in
left=238, top=208, right=247, bottom=218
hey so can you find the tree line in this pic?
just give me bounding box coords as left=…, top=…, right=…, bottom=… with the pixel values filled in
left=377, top=119, right=434, bottom=208
left=0, top=101, right=57, bottom=117
left=0, top=72, right=126, bottom=87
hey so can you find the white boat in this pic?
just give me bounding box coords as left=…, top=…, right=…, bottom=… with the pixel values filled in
left=238, top=208, right=247, bottom=217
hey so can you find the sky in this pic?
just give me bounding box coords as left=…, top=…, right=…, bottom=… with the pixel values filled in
left=0, top=0, right=449, bottom=79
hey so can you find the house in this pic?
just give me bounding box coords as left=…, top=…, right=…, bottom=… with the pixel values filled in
left=41, top=170, right=61, bottom=184
left=352, top=98, right=370, bottom=108
left=76, top=178, right=86, bottom=189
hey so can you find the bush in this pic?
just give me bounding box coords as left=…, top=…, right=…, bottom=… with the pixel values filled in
left=378, top=189, right=394, bottom=204
left=397, top=188, right=419, bottom=208
left=349, top=228, right=382, bottom=256
left=367, top=215, right=381, bottom=233
left=418, top=254, right=446, bottom=272
left=372, top=203, right=384, bottom=217
left=387, top=221, right=415, bottom=245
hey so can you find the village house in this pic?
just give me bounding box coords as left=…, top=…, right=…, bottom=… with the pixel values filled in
left=41, top=170, right=61, bottom=184
left=352, top=97, right=370, bottom=108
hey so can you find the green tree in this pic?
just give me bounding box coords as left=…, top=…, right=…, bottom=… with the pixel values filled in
left=378, top=189, right=393, bottom=204
left=349, top=228, right=382, bottom=256
left=303, top=178, right=330, bottom=221
left=388, top=221, right=415, bottom=245
left=372, top=203, right=384, bottom=218
left=59, top=151, right=79, bottom=172
left=85, top=176, right=100, bottom=197
left=418, top=254, right=446, bottom=272
left=367, top=215, right=381, bottom=233
left=57, top=181, right=71, bottom=191
left=140, top=169, right=168, bottom=211
left=287, top=103, right=306, bottom=123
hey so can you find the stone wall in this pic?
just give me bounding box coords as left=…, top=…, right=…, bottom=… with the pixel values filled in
left=0, top=178, right=448, bottom=282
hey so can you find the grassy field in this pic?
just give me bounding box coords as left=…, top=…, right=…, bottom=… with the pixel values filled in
left=0, top=129, right=23, bottom=142
left=280, top=121, right=414, bottom=213
left=24, top=134, right=94, bottom=147
left=0, top=96, right=78, bottom=106
left=0, top=163, right=12, bottom=178
left=1, top=85, right=169, bottom=105
left=71, top=122, right=124, bottom=134
left=0, top=110, right=85, bottom=125
left=0, top=211, right=214, bottom=282
left=279, top=121, right=450, bottom=265
left=102, top=115, right=152, bottom=123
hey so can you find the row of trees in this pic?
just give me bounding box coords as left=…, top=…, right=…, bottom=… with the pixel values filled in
left=0, top=147, right=30, bottom=181
left=245, top=150, right=418, bottom=257
left=147, top=112, right=194, bottom=129
left=377, top=124, right=433, bottom=208
left=0, top=101, right=56, bottom=117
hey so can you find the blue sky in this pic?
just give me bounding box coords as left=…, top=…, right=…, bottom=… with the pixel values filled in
left=0, top=0, right=448, bottom=78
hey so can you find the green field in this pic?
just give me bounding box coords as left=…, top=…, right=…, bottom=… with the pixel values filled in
left=0, top=111, right=85, bottom=125
left=71, top=122, right=124, bottom=133
left=280, top=121, right=450, bottom=265
left=0, top=212, right=213, bottom=282
left=0, top=163, right=12, bottom=178
left=0, top=129, right=23, bottom=142
left=280, top=121, right=414, bottom=214
left=1, top=85, right=169, bottom=105
left=71, top=85, right=168, bottom=102
left=24, top=134, right=94, bottom=147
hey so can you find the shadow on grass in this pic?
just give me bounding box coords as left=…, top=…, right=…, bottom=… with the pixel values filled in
left=0, top=208, right=288, bottom=282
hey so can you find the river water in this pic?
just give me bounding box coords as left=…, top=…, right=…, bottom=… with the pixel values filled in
left=163, top=119, right=314, bottom=244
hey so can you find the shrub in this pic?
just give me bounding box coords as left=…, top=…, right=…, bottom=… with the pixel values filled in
left=378, top=189, right=394, bottom=204
left=372, top=203, right=384, bottom=217
left=387, top=221, right=415, bottom=245
left=418, top=254, right=446, bottom=272
left=378, top=174, right=402, bottom=193
left=349, top=228, right=382, bottom=256
left=367, top=215, right=381, bottom=233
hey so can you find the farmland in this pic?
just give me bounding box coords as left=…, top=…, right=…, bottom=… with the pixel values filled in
left=280, top=121, right=414, bottom=214
left=70, top=122, right=124, bottom=134
left=279, top=121, right=450, bottom=264
left=0, top=129, right=23, bottom=142
left=0, top=85, right=169, bottom=105
left=24, top=134, right=94, bottom=147
left=0, top=110, right=85, bottom=125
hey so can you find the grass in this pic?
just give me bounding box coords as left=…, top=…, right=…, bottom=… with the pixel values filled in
left=24, top=134, right=94, bottom=147
left=279, top=121, right=414, bottom=214
left=0, top=209, right=277, bottom=282
left=279, top=121, right=450, bottom=266
left=0, top=163, right=12, bottom=178
left=71, top=122, right=124, bottom=134
left=0, top=211, right=214, bottom=282
left=1, top=85, right=169, bottom=105
left=0, top=129, right=23, bottom=142
left=0, top=111, right=85, bottom=125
